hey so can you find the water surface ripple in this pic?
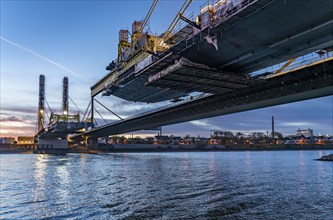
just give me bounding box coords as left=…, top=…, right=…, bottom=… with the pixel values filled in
left=1, top=150, right=332, bottom=219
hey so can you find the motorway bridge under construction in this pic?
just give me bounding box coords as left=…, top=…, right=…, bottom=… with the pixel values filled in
left=41, top=0, right=333, bottom=146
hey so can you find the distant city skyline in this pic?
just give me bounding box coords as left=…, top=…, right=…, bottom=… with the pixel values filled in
left=1, top=1, right=332, bottom=138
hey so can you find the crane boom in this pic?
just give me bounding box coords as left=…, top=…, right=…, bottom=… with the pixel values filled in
left=141, top=0, right=158, bottom=33
left=163, top=0, right=193, bottom=41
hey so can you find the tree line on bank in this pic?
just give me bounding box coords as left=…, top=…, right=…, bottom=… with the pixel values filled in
left=100, top=130, right=331, bottom=145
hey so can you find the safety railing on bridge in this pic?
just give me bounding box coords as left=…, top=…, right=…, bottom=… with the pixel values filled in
left=170, top=0, right=262, bottom=54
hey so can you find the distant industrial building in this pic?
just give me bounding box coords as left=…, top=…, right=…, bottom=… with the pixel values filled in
left=17, top=136, right=35, bottom=144
left=0, top=137, right=15, bottom=144
left=296, top=128, right=314, bottom=138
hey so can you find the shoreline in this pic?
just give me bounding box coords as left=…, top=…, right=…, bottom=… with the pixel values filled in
left=87, top=144, right=333, bottom=154
left=1, top=143, right=332, bottom=154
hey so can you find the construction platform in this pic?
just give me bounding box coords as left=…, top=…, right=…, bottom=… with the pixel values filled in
left=145, top=57, right=263, bottom=94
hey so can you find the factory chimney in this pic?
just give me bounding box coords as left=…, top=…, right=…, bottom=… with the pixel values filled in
left=272, top=116, right=275, bottom=144
left=38, top=74, right=45, bottom=132
left=62, top=77, right=69, bottom=117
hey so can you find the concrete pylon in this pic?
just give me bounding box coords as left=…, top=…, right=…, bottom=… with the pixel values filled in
left=272, top=116, right=275, bottom=144
left=86, top=136, right=98, bottom=149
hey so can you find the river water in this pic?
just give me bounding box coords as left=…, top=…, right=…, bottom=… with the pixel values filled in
left=0, top=150, right=332, bottom=219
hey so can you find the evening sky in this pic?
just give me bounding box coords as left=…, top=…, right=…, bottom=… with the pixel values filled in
left=1, top=0, right=332, bottom=138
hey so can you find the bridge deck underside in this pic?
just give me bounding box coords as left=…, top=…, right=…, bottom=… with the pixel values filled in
left=105, top=76, right=186, bottom=103
left=177, top=0, right=333, bottom=73
left=146, top=61, right=263, bottom=94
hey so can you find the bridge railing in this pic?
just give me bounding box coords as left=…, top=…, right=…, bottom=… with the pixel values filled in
left=169, top=0, right=262, bottom=54
left=211, top=0, right=259, bottom=27
left=252, top=50, right=333, bottom=78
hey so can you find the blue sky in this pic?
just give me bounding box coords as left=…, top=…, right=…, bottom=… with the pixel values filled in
left=1, top=0, right=332, bottom=138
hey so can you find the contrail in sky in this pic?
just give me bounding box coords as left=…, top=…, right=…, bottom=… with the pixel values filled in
left=0, top=36, right=80, bottom=77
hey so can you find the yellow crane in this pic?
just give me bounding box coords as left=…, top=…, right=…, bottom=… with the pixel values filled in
left=121, top=0, right=193, bottom=65
left=124, top=0, right=159, bottom=62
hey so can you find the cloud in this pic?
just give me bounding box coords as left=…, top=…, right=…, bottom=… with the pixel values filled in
left=279, top=122, right=318, bottom=127
left=0, top=106, right=38, bottom=137
left=95, top=98, right=165, bottom=117
left=0, top=116, right=26, bottom=123
left=0, top=36, right=80, bottom=77
left=190, top=120, right=222, bottom=131
left=0, top=125, right=36, bottom=137
left=1, top=106, right=37, bottom=115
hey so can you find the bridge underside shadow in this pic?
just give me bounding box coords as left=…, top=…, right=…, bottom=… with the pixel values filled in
left=71, top=58, right=333, bottom=140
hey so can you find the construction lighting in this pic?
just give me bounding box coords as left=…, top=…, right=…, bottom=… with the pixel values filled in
left=39, top=109, right=44, bottom=114
left=78, top=128, right=86, bottom=132
left=63, top=110, right=68, bottom=115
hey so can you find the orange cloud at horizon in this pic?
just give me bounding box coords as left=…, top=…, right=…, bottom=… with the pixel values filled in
left=0, top=124, right=36, bottom=139
left=0, top=114, right=37, bottom=139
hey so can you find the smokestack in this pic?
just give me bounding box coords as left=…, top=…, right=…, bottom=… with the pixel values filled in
left=272, top=116, right=275, bottom=144
left=62, top=77, right=69, bottom=116
left=38, top=74, right=45, bottom=131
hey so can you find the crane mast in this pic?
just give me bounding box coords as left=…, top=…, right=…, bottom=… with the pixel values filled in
left=38, top=74, right=45, bottom=132
left=62, top=77, right=69, bottom=117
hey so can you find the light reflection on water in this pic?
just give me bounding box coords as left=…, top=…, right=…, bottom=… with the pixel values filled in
left=0, top=150, right=332, bottom=219
left=33, top=155, right=47, bottom=199
left=55, top=160, right=70, bottom=205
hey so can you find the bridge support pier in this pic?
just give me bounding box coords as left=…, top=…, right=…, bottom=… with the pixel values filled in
left=86, top=136, right=98, bottom=149
left=38, top=138, right=68, bottom=149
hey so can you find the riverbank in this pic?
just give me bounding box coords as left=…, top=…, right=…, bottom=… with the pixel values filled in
left=0, top=148, right=32, bottom=154
left=1, top=143, right=332, bottom=154
left=89, top=143, right=333, bottom=153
